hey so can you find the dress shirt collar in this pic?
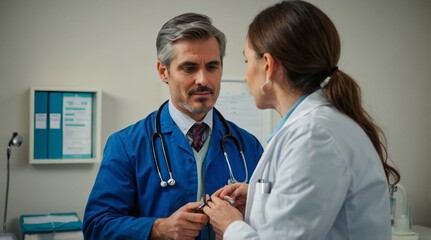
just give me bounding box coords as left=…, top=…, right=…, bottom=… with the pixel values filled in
left=168, top=100, right=213, bottom=137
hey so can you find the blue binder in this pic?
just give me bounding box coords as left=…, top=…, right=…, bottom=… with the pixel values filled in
left=34, top=91, right=48, bottom=159
left=48, top=92, right=63, bottom=159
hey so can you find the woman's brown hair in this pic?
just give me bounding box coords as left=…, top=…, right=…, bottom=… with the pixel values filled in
left=248, top=0, right=400, bottom=187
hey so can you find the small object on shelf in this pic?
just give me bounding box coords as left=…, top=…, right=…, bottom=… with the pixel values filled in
left=391, top=184, right=419, bottom=240
left=20, top=212, right=83, bottom=240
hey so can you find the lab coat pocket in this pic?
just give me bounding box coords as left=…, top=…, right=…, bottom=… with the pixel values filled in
left=249, top=182, right=271, bottom=227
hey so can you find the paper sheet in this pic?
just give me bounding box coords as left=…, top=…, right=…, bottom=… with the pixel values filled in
left=215, top=80, right=272, bottom=145
left=23, top=215, right=79, bottom=224
left=62, top=93, right=92, bottom=156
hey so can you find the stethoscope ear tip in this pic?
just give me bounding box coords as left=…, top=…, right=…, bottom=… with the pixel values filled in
left=160, top=179, right=175, bottom=187
left=168, top=178, right=176, bottom=186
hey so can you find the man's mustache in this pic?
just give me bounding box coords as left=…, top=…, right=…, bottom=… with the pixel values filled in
left=189, top=86, right=215, bottom=95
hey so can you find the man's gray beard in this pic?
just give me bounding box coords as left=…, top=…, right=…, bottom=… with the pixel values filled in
left=177, top=100, right=212, bottom=115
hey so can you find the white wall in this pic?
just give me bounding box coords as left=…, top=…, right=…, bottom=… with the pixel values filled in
left=0, top=0, right=429, bottom=236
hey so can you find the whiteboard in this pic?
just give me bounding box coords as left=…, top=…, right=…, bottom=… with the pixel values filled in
left=215, top=79, right=272, bottom=146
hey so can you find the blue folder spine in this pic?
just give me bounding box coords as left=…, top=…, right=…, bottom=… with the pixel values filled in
left=48, top=92, right=63, bottom=159
left=34, top=91, right=48, bottom=159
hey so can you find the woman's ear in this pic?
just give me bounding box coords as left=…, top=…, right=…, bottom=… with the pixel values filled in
left=157, top=60, right=169, bottom=84
left=262, top=53, right=277, bottom=80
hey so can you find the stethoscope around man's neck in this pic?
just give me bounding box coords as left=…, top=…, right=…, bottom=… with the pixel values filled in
left=151, top=100, right=249, bottom=188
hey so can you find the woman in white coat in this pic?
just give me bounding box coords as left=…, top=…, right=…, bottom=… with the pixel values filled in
left=202, top=1, right=400, bottom=239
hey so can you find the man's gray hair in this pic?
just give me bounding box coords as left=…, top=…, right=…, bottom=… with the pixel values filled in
left=156, top=13, right=227, bottom=69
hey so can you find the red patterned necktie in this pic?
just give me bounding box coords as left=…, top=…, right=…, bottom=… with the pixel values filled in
left=188, top=123, right=209, bottom=152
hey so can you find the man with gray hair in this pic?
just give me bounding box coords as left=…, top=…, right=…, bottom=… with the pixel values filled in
left=83, top=13, right=263, bottom=240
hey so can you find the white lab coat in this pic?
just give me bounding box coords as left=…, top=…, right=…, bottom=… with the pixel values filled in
left=224, top=90, right=391, bottom=240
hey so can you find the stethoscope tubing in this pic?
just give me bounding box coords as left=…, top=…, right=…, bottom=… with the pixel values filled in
left=152, top=101, right=175, bottom=187
left=152, top=100, right=248, bottom=187
left=222, top=135, right=248, bottom=184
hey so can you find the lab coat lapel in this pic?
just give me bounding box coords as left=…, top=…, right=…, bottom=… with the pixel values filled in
left=159, top=104, right=193, bottom=153
left=244, top=135, right=276, bottom=221
left=204, top=112, right=223, bottom=168
left=245, top=90, right=331, bottom=221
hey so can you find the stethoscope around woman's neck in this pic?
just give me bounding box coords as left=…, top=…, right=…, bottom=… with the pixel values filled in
left=151, top=100, right=249, bottom=188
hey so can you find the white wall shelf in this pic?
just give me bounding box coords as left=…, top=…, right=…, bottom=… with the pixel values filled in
left=29, top=87, right=102, bottom=164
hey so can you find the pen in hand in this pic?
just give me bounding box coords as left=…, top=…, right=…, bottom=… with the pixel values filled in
left=224, top=196, right=235, bottom=205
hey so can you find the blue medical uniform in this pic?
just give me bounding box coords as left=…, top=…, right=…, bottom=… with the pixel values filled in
left=83, top=103, right=263, bottom=239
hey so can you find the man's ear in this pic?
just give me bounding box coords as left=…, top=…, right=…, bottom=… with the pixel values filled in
left=157, top=60, right=169, bottom=84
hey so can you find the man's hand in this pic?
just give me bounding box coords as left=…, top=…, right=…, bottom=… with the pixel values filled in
left=150, top=201, right=209, bottom=240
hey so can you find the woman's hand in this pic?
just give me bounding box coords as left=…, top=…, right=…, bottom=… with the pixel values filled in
left=212, top=183, right=248, bottom=216
left=203, top=195, right=243, bottom=237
